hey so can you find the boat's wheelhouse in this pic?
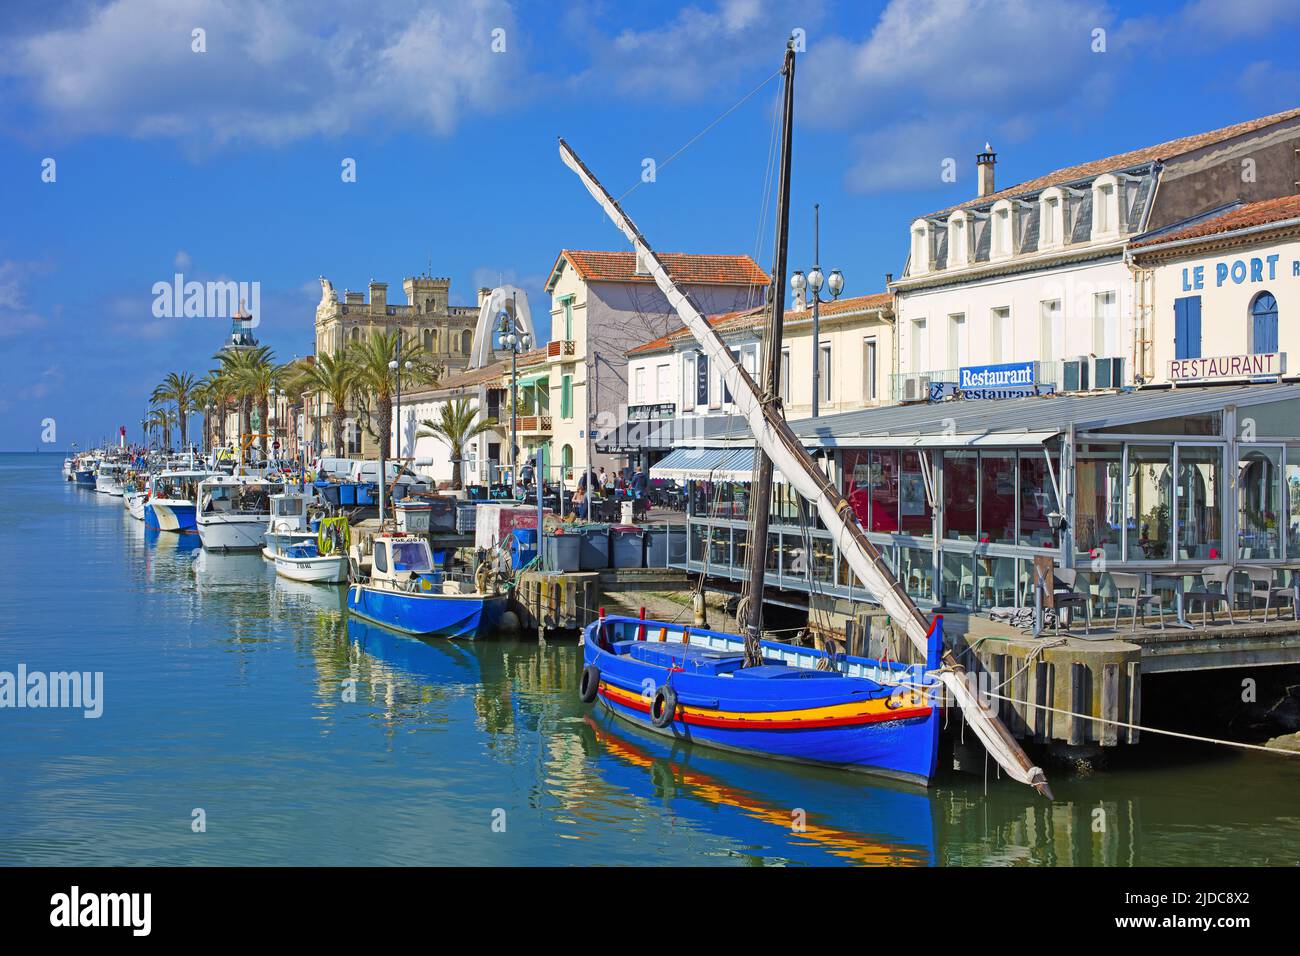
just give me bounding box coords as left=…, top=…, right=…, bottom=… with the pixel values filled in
left=370, top=535, right=435, bottom=584
left=151, top=471, right=208, bottom=503
left=269, top=493, right=309, bottom=530
left=198, top=479, right=286, bottom=516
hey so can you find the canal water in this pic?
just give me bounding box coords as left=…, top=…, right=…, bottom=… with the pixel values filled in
left=2, top=452, right=1298, bottom=866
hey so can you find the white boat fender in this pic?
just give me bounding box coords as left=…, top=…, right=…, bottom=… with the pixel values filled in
left=579, top=665, right=601, bottom=704
left=650, top=685, right=678, bottom=728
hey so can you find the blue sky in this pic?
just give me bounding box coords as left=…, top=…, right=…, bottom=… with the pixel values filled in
left=2, top=0, right=1299, bottom=450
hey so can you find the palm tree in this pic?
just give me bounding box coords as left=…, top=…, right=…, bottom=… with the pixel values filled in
left=416, top=399, right=498, bottom=490
left=190, top=379, right=212, bottom=453
left=151, top=372, right=198, bottom=452
left=202, top=371, right=236, bottom=451
left=215, top=345, right=275, bottom=461
left=347, top=330, right=436, bottom=459
left=292, top=352, right=355, bottom=457
left=147, top=406, right=175, bottom=450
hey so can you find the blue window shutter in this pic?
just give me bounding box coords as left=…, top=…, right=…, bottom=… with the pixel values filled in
left=1251, top=292, right=1278, bottom=354
left=1174, top=297, right=1187, bottom=360
left=1174, top=296, right=1201, bottom=360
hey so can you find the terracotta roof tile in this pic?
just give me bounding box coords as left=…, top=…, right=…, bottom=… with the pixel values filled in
left=549, top=250, right=770, bottom=290
left=1130, top=194, right=1300, bottom=249
left=930, top=107, right=1300, bottom=218
left=623, top=292, right=892, bottom=356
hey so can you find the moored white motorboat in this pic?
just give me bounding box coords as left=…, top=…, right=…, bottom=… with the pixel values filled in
left=196, top=475, right=285, bottom=551
left=261, top=492, right=316, bottom=559
left=273, top=542, right=350, bottom=583
left=95, top=462, right=127, bottom=496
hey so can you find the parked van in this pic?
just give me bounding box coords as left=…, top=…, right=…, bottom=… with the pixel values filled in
left=348, top=460, right=431, bottom=496
left=314, top=457, right=360, bottom=481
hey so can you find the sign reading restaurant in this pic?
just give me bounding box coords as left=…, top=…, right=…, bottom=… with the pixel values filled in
left=958, top=361, right=1036, bottom=389
left=929, top=360, right=1052, bottom=402
left=1168, top=351, right=1286, bottom=382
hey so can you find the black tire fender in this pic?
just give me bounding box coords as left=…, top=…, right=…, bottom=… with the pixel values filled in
left=579, top=664, right=601, bottom=704
left=650, top=685, right=679, bottom=728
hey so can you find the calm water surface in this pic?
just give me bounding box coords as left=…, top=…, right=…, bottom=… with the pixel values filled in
left=2, top=453, right=1298, bottom=866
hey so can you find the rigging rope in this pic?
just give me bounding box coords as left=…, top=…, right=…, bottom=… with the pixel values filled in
left=617, top=68, right=783, bottom=205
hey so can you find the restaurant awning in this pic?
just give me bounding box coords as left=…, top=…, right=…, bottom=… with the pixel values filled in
left=651, top=445, right=781, bottom=482
left=844, top=430, right=1059, bottom=448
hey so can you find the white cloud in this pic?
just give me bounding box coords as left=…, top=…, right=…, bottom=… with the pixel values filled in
left=574, top=0, right=817, bottom=100
left=173, top=250, right=192, bottom=271
left=1, top=0, right=523, bottom=146
left=0, top=260, right=51, bottom=339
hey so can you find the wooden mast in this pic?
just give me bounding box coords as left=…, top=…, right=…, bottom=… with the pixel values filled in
left=744, top=39, right=796, bottom=667
left=555, top=48, right=1052, bottom=798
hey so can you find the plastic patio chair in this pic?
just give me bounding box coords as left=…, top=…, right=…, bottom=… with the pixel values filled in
left=1110, top=571, right=1165, bottom=632
left=1183, top=564, right=1234, bottom=625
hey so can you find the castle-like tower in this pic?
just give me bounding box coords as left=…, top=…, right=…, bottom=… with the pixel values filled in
left=314, top=273, right=481, bottom=369
left=313, top=272, right=485, bottom=455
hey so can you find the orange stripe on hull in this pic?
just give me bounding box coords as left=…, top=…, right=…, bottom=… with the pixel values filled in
left=599, top=683, right=931, bottom=729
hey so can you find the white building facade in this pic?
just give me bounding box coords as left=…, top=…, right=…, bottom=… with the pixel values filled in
left=892, top=108, right=1300, bottom=401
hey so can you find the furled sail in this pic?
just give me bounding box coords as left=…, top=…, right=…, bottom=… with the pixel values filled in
left=558, top=138, right=1051, bottom=797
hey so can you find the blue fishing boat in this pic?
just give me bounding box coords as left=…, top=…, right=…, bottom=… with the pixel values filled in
left=580, top=614, right=943, bottom=787
left=346, top=531, right=508, bottom=639
left=145, top=468, right=212, bottom=532
left=72, top=455, right=97, bottom=486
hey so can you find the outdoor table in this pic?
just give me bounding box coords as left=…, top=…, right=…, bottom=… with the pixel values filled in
left=1127, top=563, right=1194, bottom=629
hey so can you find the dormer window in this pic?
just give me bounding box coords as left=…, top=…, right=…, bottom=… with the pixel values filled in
left=1039, top=188, right=1065, bottom=250
left=990, top=200, right=1016, bottom=260
left=910, top=219, right=934, bottom=275
left=1090, top=174, right=1120, bottom=240
left=947, top=211, right=973, bottom=268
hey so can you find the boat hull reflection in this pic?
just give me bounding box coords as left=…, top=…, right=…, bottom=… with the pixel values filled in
left=582, top=710, right=936, bottom=866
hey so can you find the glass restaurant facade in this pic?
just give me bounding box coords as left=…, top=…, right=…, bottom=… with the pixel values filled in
left=653, top=383, right=1300, bottom=611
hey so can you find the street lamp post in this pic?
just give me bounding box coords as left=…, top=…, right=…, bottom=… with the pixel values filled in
left=789, top=203, right=845, bottom=419
left=497, top=297, right=531, bottom=497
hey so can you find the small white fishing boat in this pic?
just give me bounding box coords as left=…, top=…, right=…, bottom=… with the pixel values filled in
left=273, top=541, right=350, bottom=583
left=196, top=475, right=285, bottom=551
left=266, top=507, right=350, bottom=584
left=95, top=461, right=127, bottom=496
left=261, top=492, right=315, bottom=559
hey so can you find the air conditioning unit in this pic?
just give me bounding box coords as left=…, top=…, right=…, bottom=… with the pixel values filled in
left=901, top=374, right=932, bottom=402
left=1061, top=357, right=1091, bottom=393
left=1094, top=356, right=1125, bottom=390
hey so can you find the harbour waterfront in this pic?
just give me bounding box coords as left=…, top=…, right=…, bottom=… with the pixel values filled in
left=4, top=453, right=1299, bottom=866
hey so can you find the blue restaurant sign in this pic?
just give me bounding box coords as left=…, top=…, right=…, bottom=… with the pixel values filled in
left=958, top=361, right=1036, bottom=389
left=931, top=361, right=1048, bottom=402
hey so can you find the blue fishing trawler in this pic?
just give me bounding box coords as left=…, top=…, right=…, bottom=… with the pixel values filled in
left=145, top=469, right=211, bottom=532
left=346, top=531, right=507, bottom=639
left=580, top=614, right=943, bottom=786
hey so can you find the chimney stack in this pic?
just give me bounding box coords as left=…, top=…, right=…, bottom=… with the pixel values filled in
left=977, top=143, right=996, bottom=198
